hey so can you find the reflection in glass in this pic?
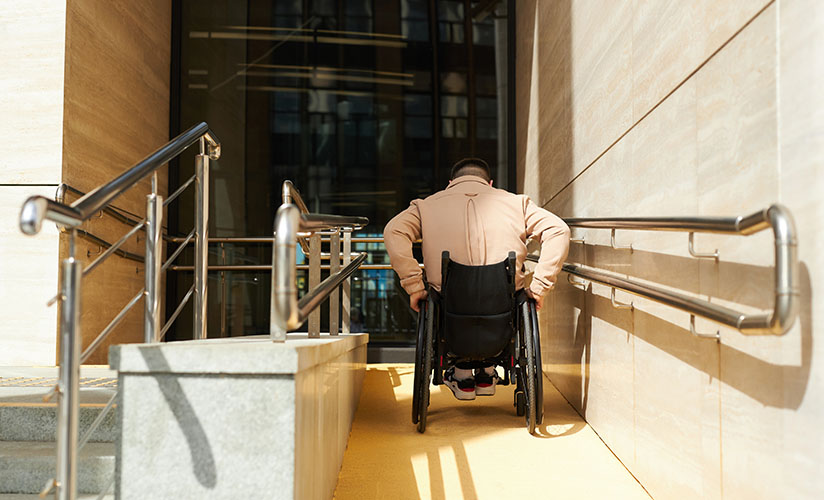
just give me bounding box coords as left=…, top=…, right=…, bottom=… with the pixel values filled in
left=170, top=0, right=511, bottom=345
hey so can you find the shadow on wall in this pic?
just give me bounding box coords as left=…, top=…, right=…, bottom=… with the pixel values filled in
left=581, top=243, right=776, bottom=310
left=558, top=261, right=813, bottom=412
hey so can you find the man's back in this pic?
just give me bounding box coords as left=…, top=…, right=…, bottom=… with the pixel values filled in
left=384, top=174, right=569, bottom=298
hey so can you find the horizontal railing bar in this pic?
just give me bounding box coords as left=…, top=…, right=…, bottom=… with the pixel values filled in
left=77, top=391, right=117, bottom=452
left=159, top=284, right=195, bottom=341
left=162, top=235, right=393, bottom=244
left=61, top=183, right=177, bottom=239
left=299, top=213, right=369, bottom=231
left=298, top=252, right=368, bottom=322
left=556, top=260, right=749, bottom=328
left=167, top=263, right=406, bottom=272
left=162, top=228, right=195, bottom=272
left=163, top=175, right=196, bottom=207
left=167, top=236, right=274, bottom=243
left=83, top=220, right=146, bottom=276
left=19, top=122, right=220, bottom=235
left=76, top=229, right=144, bottom=263
left=563, top=207, right=773, bottom=235
left=79, top=289, right=144, bottom=364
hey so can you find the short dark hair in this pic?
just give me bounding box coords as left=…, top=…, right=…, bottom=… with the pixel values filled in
left=450, top=157, right=492, bottom=181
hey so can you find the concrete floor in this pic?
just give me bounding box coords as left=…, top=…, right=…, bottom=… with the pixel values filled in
left=335, top=364, right=651, bottom=500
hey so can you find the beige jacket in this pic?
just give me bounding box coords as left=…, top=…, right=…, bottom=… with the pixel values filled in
left=384, top=175, right=570, bottom=297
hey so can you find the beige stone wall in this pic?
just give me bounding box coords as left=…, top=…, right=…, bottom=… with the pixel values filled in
left=517, top=0, right=823, bottom=498
left=0, top=0, right=66, bottom=365
left=0, top=1, right=171, bottom=365
left=60, top=0, right=171, bottom=364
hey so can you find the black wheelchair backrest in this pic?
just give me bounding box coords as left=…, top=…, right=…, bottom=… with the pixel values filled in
left=439, top=251, right=517, bottom=360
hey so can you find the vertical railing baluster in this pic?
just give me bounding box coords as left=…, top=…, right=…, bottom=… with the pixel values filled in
left=329, top=229, right=340, bottom=335
left=144, top=194, right=163, bottom=343
left=56, top=234, right=81, bottom=500
left=220, top=242, right=227, bottom=337
left=342, top=228, right=352, bottom=334
left=194, top=138, right=209, bottom=340
left=308, top=232, right=321, bottom=337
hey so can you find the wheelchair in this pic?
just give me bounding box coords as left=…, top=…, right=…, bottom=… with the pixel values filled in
left=412, top=251, right=543, bottom=435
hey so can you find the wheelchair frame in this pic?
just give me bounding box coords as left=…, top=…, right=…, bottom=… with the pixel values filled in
left=412, top=253, right=544, bottom=435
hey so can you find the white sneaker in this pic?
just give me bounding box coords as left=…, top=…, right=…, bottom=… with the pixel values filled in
left=444, top=367, right=476, bottom=401
left=474, top=367, right=500, bottom=396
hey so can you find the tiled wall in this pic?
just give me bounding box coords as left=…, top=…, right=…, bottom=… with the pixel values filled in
left=517, top=0, right=823, bottom=498
left=0, top=1, right=66, bottom=365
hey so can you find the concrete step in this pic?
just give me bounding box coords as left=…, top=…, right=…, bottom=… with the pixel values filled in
left=0, top=367, right=118, bottom=443
left=0, top=441, right=115, bottom=495
left=0, top=404, right=117, bottom=443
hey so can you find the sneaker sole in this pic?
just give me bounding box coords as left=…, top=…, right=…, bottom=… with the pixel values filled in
left=475, top=384, right=496, bottom=396
left=445, top=380, right=476, bottom=400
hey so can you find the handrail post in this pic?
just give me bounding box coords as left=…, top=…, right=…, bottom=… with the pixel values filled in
left=271, top=203, right=301, bottom=341
left=144, top=193, right=163, bottom=342
left=342, top=228, right=352, bottom=333
left=56, top=255, right=81, bottom=500
left=194, top=139, right=209, bottom=340
left=308, top=232, right=321, bottom=337
left=329, top=229, right=340, bottom=335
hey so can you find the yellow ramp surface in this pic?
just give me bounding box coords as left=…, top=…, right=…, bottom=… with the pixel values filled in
left=335, top=364, right=649, bottom=500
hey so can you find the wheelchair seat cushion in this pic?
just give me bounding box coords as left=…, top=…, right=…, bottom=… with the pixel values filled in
left=441, top=257, right=514, bottom=360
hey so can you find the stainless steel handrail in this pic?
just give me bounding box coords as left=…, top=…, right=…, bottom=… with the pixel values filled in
left=169, top=263, right=407, bottom=271
left=299, top=213, right=369, bottom=231
left=297, top=253, right=368, bottom=320
left=282, top=179, right=310, bottom=214
left=19, top=122, right=221, bottom=500
left=564, top=209, right=774, bottom=234
left=269, top=183, right=370, bottom=341
left=530, top=204, right=798, bottom=337
left=20, top=122, right=220, bottom=235
left=58, top=184, right=147, bottom=231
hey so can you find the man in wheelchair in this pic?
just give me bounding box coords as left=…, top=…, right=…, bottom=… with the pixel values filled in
left=384, top=158, right=570, bottom=403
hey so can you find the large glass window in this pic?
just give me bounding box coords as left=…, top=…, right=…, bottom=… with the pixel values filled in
left=169, top=0, right=513, bottom=346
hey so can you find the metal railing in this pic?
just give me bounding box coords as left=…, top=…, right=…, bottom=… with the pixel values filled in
left=526, top=204, right=799, bottom=339
left=19, top=121, right=220, bottom=500
left=269, top=181, right=369, bottom=341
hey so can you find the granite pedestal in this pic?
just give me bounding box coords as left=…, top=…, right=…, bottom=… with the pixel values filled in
left=110, top=333, right=367, bottom=500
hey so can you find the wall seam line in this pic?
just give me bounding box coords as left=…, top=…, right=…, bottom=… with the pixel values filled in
left=541, top=0, right=777, bottom=210
left=0, top=183, right=61, bottom=187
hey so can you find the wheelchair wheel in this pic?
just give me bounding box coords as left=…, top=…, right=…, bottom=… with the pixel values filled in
left=412, top=300, right=427, bottom=425
left=416, top=296, right=436, bottom=433
left=529, top=300, right=544, bottom=427
left=520, top=300, right=542, bottom=434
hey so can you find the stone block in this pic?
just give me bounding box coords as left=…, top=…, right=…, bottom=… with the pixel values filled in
left=111, top=334, right=367, bottom=500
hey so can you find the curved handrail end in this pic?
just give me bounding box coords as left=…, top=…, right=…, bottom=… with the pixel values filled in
left=19, top=196, right=48, bottom=235
left=20, top=196, right=82, bottom=235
